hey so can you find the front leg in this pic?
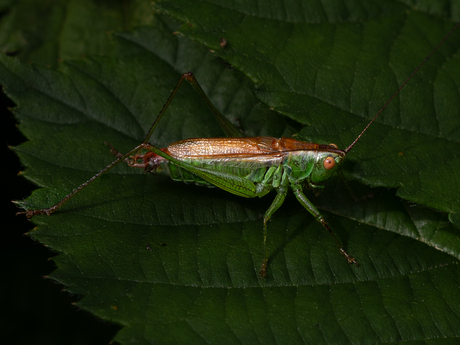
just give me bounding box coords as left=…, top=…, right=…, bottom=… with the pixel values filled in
left=290, top=183, right=358, bottom=266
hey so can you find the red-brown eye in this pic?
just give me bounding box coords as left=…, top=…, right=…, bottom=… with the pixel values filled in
left=324, top=156, right=335, bottom=170
left=329, top=143, right=338, bottom=148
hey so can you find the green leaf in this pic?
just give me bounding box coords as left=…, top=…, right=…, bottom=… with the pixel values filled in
left=0, top=0, right=154, bottom=68
left=4, top=5, right=460, bottom=345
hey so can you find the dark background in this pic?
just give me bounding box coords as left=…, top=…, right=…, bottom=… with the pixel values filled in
left=2, top=92, right=120, bottom=344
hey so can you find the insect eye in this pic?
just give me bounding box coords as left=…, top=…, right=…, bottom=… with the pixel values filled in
left=329, top=143, right=338, bottom=148
left=323, top=156, right=336, bottom=170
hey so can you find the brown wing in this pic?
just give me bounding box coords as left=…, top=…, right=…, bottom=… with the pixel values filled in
left=166, top=137, right=321, bottom=158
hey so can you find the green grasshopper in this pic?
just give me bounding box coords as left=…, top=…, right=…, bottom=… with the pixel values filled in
left=18, top=23, right=459, bottom=277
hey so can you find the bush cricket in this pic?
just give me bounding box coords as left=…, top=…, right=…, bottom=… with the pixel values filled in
left=17, top=22, right=460, bottom=278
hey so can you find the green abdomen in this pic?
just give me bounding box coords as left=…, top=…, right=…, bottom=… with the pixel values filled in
left=165, top=158, right=272, bottom=186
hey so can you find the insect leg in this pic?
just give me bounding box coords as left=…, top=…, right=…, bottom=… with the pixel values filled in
left=104, top=141, right=124, bottom=158
left=16, top=143, right=151, bottom=218
left=259, top=187, right=288, bottom=278
left=143, top=72, right=242, bottom=144
left=290, top=183, right=358, bottom=266
left=18, top=72, right=240, bottom=218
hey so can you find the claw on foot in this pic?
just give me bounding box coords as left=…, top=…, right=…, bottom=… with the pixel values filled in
left=104, top=142, right=124, bottom=158
left=340, top=248, right=359, bottom=267
left=259, top=260, right=268, bottom=278
left=16, top=209, right=52, bottom=219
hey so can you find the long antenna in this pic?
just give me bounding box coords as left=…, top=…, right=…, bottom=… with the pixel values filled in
left=345, top=21, right=460, bottom=153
